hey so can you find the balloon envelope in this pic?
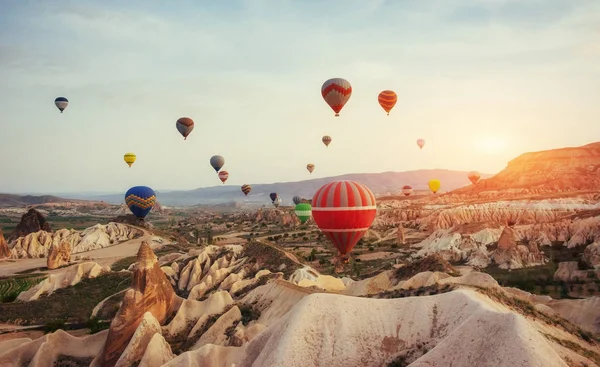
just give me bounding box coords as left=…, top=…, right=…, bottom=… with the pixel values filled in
left=401, top=185, right=413, bottom=196
left=125, top=186, right=156, bottom=219
left=378, top=90, right=398, bottom=115
left=176, top=117, right=194, bottom=140
left=312, top=180, right=377, bottom=256
left=241, top=184, right=251, bottom=196
left=218, top=170, right=229, bottom=184
left=295, top=203, right=312, bottom=224
left=210, top=155, right=225, bottom=173
left=55, top=97, right=69, bottom=113
left=124, top=153, right=136, bottom=167
left=321, top=78, right=352, bottom=116
left=428, top=179, right=441, bottom=194
left=269, top=192, right=278, bottom=202
left=293, top=196, right=302, bottom=205
left=306, top=164, right=315, bottom=173
left=322, top=136, right=332, bottom=147
left=417, top=139, right=425, bottom=149
left=468, top=171, right=481, bottom=184
left=273, top=197, right=282, bottom=208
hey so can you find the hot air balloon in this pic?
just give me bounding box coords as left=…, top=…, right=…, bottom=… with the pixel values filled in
left=322, top=135, right=332, bottom=147
left=293, top=196, right=302, bottom=205
left=417, top=139, right=425, bottom=149
left=124, top=153, right=136, bottom=168
left=306, top=164, right=315, bottom=174
left=241, top=184, right=251, bottom=196
left=321, top=78, right=352, bottom=116
left=378, top=90, right=397, bottom=115
left=468, top=171, right=481, bottom=185
left=218, top=170, right=229, bottom=184
left=295, top=203, right=312, bottom=224
left=402, top=185, right=413, bottom=196
left=55, top=97, right=69, bottom=113
left=312, top=181, right=377, bottom=259
left=269, top=193, right=278, bottom=202
left=273, top=197, right=282, bottom=208
left=428, top=179, right=441, bottom=194
left=176, top=117, right=194, bottom=140
left=210, top=155, right=225, bottom=173
left=125, top=186, right=156, bottom=219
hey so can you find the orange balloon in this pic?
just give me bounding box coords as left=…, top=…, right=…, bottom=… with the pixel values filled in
left=378, top=90, right=398, bottom=115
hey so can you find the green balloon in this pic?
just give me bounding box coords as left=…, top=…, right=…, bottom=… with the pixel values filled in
left=295, top=203, right=312, bottom=224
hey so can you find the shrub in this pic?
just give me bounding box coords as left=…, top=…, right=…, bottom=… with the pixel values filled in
left=44, top=319, right=66, bottom=334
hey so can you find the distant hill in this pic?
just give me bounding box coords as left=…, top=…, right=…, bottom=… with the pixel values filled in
left=0, top=194, right=79, bottom=208
left=64, top=169, right=492, bottom=206
left=451, top=142, right=600, bottom=195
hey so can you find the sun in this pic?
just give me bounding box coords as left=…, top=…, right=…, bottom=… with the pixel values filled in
left=476, top=136, right=506, bottom=154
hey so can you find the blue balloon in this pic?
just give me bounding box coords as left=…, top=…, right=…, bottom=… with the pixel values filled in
left=125, top=186, right=156, bottom=219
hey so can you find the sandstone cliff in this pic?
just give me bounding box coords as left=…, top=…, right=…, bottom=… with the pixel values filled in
left=0, top=228, right=9, bottom=259
left=454, top=142, right=600, bottom=195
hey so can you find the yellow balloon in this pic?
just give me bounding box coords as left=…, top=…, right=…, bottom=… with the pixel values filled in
left=428, top=179, right=441, bottom=194
left=124, top=152, right=136, bottom=167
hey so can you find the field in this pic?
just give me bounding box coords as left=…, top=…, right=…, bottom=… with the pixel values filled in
left=0, top=275, right=47, bottom=303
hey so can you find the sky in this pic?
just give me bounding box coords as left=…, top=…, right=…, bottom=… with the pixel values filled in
left=1, top=0, right=599, bottom=194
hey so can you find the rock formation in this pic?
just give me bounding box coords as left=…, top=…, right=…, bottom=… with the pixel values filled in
left=93, top=241, right=178, bottom=367
left=583, top=242, right=600, bottom=269
left=0, top=227, right=9, bottom=259
left=47, top=240, right=71, bottom=269
left=10, top=207, right=51, bottom=240
left=454, top=141, right=600, bottom=195
left=9, top=222, right=144, bottom=259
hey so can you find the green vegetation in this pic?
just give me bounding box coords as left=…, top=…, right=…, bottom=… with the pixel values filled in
left=0, top=275, right=47, bottom=303
left=85, top=316, right=112, bottom=334
left=0, top=272, right=130, bottom=325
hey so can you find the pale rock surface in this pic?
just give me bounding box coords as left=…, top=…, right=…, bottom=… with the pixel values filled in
left=46, top=240, right=71, bottom=269
left=139, top=333, right=174, bottom=367
left=400, top=271, right=450, bottom=290
left=0, top=329, right=108, bottom=367
left=10, top=222, right=144, bottom=259
left=546, top=297, right=600, bottom=334
left=0, top=338, right=32, bottom=352
left=230, top=323, right=267, bottom=347
left=343, top=271, right=393, bottom=296
left=92, top=242, right=178, bottom=367
left=229, top=269, right=275, bottom=296
left=17, top=262, right=110, bottom=301
left=438, top=271, right=499, bottom=289
left=114, top=312, right=162, bottom=367
left=192, top=305, right=242, bottom=349
left=164, top=290, right=234, bottom=337
left=164, top=345, right=246, bottom=367
left=239, top=289, right=569, bottom=367
left=290, top=266, right=346, bottom=292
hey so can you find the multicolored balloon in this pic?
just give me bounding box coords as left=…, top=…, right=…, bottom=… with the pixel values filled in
left=417, top=139, right=425, bottom=149
left=468, top=171, right=481, bottom=185
left=218, top=170, right=229, bottom=184
left=269, top=192, right=279, bottom=202
left=378, top=90, right=397, bottom=115
left=210, top=155, right=225, bottom=173
left=125, top=186, right=156, bottom=219
left=428, top=179, right=441, bottom=194
left=176, top=117, right=194, bottom=140
left=312, top=181, right=377, bottom=256
left=55, top=97, right=69, bottom=113
left=321, top=78, right=352, bottom=116
left=293, top=196, right=302, bottom=205
left=124, top=153, right=136, bottom=168
left=322, top=135, right=332, bottom=147
left=295, top=203, right=312, bottom=224
left=241, top=184, right=251, bottom=196
left=307, top=164, right=315, bottom=174
left=402, top=185, right=413, bottom=196
left=273, top=197, right=282, bottom=208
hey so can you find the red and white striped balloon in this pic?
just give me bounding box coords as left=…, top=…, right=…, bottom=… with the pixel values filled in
left=218, top=170, right=229, bottom=184
left=312, top=180, right=377, bottom=256
left=321, top=78, right=352, bottom=116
